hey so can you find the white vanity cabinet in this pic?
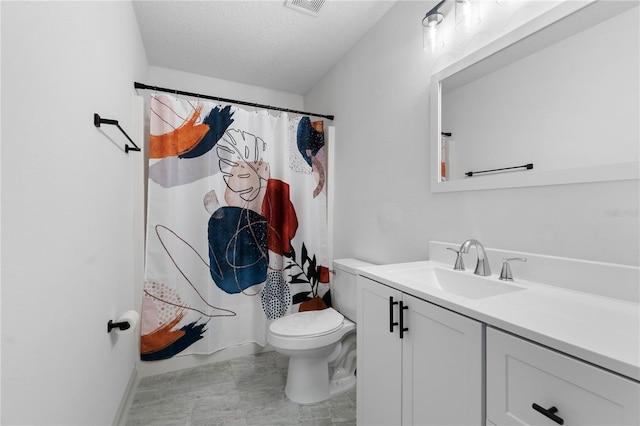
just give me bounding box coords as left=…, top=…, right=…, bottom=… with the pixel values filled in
left=486, top=328, right=640, bottom=426
left=356, top=276, right=484, bottom=426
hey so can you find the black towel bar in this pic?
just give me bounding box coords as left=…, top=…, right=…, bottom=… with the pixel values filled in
left=466, top=163, right=533, bottom=177
left=94, top=113, right=141, bottom=154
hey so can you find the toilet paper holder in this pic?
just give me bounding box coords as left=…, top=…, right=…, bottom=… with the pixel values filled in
left=107, top=320, right=131, bottom=333
left=107, top=310, right=139, bottom=333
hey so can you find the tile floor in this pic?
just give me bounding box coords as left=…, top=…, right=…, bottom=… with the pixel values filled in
left=125, top=351, right=356, bottom=426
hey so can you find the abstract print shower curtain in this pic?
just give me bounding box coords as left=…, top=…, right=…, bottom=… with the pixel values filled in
left=141, top=95, right=330, bottom=361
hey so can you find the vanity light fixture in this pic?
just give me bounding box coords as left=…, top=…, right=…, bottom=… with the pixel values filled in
left=422, top=0, right=446, bottom=52
left=422, top=0, right=482, bottom=52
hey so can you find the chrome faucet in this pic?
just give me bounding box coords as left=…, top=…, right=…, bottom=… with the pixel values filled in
left=459, top=239, right=491, bottom=276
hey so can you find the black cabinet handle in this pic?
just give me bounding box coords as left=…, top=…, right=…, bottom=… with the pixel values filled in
left=532, top=403, right=564, bottom=425
left=389, top=297, right=399, bottom=333
left=399, top=301, right=409, bottom=339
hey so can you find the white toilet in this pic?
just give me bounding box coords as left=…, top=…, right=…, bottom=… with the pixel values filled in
left=268, top=258, right=372, bottom=404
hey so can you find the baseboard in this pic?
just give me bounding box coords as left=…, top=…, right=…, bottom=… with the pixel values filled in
left=113, top=366, right=138, bottom=426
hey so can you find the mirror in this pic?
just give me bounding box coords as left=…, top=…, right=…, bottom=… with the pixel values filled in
left=430, top=0, right=639, bottom=192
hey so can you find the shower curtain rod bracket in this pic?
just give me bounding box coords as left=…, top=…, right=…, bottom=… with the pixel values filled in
left=94, top=113, right=141, bottom=153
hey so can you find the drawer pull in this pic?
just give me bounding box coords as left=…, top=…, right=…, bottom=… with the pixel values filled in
left=389, top=297, right=399, bottom=333
left=532, top=403, right=564, bottom=425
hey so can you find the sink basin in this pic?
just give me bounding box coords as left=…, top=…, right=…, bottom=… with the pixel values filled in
left=389, top=266, right=526, bottom=299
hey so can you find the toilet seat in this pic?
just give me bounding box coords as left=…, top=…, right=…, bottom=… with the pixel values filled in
left=270, top=308, right=344, bottom=338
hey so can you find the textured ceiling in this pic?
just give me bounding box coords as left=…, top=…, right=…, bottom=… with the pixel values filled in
left=133, top=0, right=397, bottom=95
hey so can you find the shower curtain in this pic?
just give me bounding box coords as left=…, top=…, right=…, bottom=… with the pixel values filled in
left=141, top=94, right=330, bottom=361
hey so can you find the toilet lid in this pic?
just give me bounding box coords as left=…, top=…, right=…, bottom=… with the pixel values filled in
left=270, top=308, right=344, bottom=338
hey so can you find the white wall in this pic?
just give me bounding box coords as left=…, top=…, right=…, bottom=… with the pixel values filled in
left=135, top=66, right=304, bottom=378
left=146, top=66, right=305, bottom=111
left=1, top=2, right=148, bottom=424
left=305, top=0, right=640, bottom=267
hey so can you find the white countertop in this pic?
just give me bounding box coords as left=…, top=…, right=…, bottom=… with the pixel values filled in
left=358, top=260, right=640, bottom=382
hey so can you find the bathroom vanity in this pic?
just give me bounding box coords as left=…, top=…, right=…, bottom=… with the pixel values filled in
left=356, top=242, right=640, bottom=426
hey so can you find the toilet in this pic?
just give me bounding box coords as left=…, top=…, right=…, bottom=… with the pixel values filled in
left=268, top=258, right=373, bottom=404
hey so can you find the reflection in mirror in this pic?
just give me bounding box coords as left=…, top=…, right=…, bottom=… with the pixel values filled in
left=431, top=1, right=639, bottom=192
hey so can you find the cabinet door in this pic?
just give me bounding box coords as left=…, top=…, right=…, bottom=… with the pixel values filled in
left=402, top=293, right=484, bottom=426
left=357, top=276, right=403, bottom=426
left=487, top=327, right=640, bottom=426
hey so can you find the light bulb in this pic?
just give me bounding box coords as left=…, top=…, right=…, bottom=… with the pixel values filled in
left=455, top=0, right=480, bottom=33
left=422, top=12, right=444, bottom=52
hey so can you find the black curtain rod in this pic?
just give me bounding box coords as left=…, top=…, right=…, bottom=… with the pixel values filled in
left=134, top=82, right=334, bottom=121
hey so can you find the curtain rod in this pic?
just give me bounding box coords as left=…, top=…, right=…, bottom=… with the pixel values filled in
left=134, top=82, right=335, bottom=121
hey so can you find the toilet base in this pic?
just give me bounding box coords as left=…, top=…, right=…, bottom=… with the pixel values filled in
left=282, top=346, right=357, bottom=404
left=284, top=350, right=332, bottom=404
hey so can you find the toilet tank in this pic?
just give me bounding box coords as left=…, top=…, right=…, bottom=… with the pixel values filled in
left=332, top=258, right=374, bottom=322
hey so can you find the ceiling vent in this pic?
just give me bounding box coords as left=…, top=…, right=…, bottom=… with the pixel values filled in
left=284, top=0, right=325, bottom=17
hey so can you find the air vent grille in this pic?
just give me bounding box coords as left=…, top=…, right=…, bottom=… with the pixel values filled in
left=284, top=0, right=325, bottom=16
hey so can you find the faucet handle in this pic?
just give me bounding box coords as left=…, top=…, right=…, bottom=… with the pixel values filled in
left=499, top=258, right=527, bottom=281
left=446, top=247, right=465, bottom=271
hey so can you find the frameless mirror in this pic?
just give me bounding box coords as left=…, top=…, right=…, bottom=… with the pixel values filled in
left=430, top=0, right=639, bottom=192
